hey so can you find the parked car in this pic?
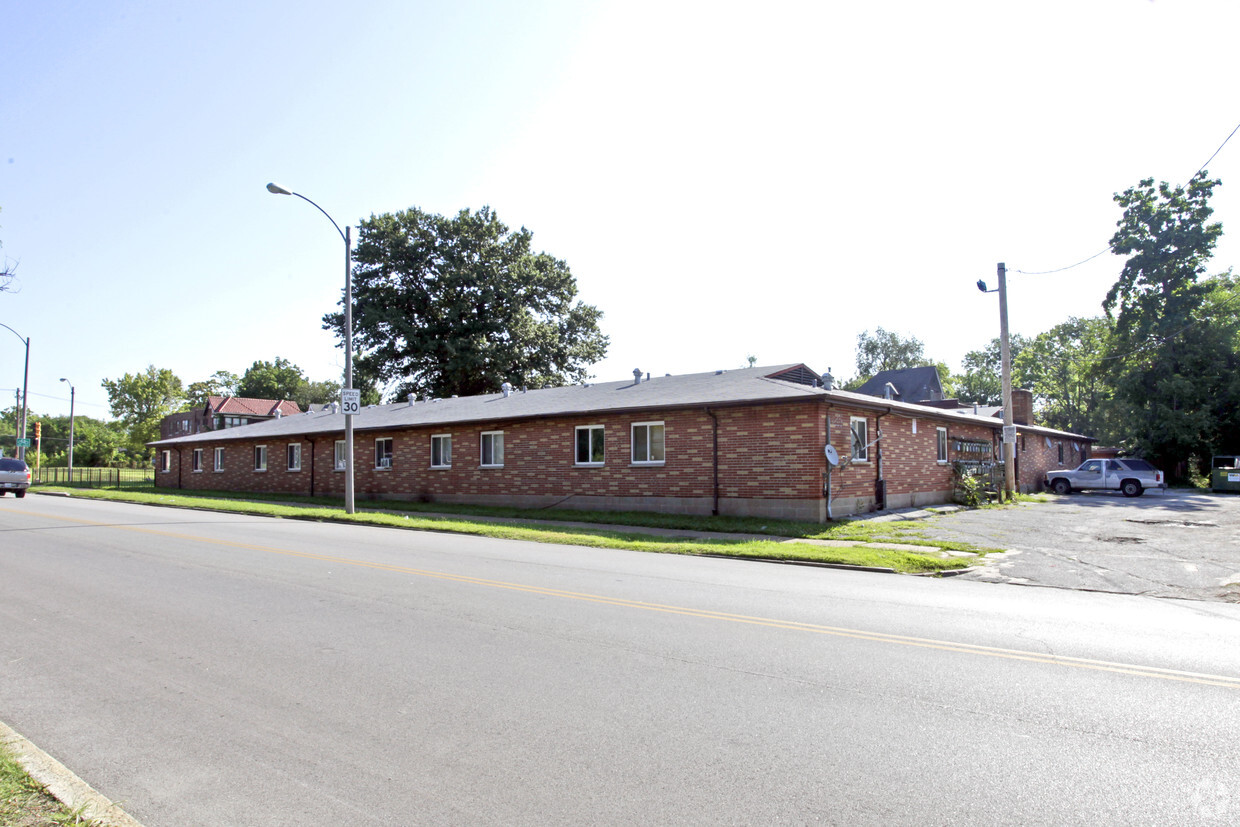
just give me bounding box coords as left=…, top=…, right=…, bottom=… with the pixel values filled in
left=0, top=457, right=32, bottom=498
left=1045, top=458, right=1165, bottom=498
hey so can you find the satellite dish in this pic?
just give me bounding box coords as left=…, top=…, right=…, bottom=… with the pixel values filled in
left=824, top=444, right=840, bottom=467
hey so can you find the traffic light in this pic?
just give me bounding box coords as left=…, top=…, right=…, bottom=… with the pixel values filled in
left=34, top=421, right=41, bottom=440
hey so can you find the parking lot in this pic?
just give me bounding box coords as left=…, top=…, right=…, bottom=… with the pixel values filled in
left=916, top=489, right=1240, bottom=602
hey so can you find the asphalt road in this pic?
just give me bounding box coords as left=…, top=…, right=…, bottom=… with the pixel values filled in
left=3, top=495, right=1240, bottom=825
left=916, top=489, right=1240, bottom=602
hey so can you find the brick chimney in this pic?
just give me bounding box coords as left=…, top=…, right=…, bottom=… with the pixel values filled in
left=1011, top=388, right=1033, bottom=425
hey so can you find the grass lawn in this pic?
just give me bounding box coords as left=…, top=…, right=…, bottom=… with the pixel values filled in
left=0, top=742, right=96, bottom=827
left=32, top=486, right=998, bottom=574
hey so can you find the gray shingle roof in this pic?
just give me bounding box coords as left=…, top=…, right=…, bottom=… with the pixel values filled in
left=854, top=366, right=944, bottom=402
left=148, top=363, right=1092, bottom=446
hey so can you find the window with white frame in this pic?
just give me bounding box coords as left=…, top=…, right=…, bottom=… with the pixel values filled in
left=631, top=422, right=665, bottom=464
left=480, top=431, right=504, bottom=468
left=575, top=425, right=605, bottom=465
left=334, top=440, right=347, bottom=471
left=375, top=438, right=393, bottom=469
left=254, top=445, right=267, bottom=472
left=850, top=417, right=869, bottom=462
left=160, top=450, right=171, bottom=472
left=192, top=448, right=203, bottom=472
left=936, top=427, right=948, bottom=463
left=287, top=443, right=301, bottom=471
left=431, top=434, right=452, bottom=468
left=214, top=447, right=225, bottom=472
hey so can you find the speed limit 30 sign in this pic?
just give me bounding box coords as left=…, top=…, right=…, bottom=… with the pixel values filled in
left=341, top=389, right=361, bottom=414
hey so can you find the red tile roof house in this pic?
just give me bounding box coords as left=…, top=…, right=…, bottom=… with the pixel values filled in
left=148, top=365, right=1092, bottom=520
left=159, top=396, right=303, bottom=441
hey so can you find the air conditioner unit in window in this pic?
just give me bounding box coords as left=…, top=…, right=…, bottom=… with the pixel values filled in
left=378, top=458, right=391, bottom=468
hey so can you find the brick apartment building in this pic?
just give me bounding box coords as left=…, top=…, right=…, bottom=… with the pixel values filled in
left=148, top=364, right=1091, bottom=520
left=159, top=396, right=303, bottom=441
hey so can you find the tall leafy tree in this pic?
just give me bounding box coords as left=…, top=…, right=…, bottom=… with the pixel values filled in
left=953, top=335, right=1028, bottom=407
left=327, top=206, right=609, bottom=399
left=1014, top=319, right=1116, bottom=438
left=239, top=358, right=306, bottom=400
left=1103, top=171, right=1235, bottom=474
left=854, top=328, right=926, bottom=377
left=101, top=365, right=184, bottom=457
left=185, top=370, right=241, bottom=407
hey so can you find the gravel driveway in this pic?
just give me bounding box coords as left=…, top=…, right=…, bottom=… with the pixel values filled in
left=914, top=489, right=1240, bottom=602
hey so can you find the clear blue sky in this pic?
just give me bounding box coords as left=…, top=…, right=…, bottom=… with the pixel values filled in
left=3, top=0, right=1237, bottom=420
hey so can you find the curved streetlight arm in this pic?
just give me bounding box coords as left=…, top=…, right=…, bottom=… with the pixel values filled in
left=1, top=320, right=30, bottom=459
left=266, top=183, right=347, bottom=246
left=266, top=182, right=356, bottom=514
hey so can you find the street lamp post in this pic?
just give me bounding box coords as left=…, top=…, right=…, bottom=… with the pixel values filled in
left=977, top=263, right=1016, bottom=501
left=59, top=378, right=75, bottom=483
left=266, top=183, right=355, bottom=514
left=1, top=322, right=30, bottom=461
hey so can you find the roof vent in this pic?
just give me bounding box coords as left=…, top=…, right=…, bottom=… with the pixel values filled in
left=501, top=382, right=513, bottom=397
left=883, top=382, right=898, bottom=400
left=275, top=410, right=282, bottom=419
left=633, top=368, right=643, bottom=384
left=408, top=394, right=415, bottom=407
left=715, top=369, right=726, bottom=375
left=821, top=369, right=835, bottom=391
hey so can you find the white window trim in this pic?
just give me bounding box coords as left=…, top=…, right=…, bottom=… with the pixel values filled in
left=936, top=427, right=948, bottom=464
left=630, top=421, right=665, bottom=466
left=850, top=417, right=869, bottom=463
left=480, top=431, right=504, bottom=468
left=431, top=433, right=452, bottom=469
left=375, top=437, right=394, bottom=470
left=254, top=445, right=268, bottom=472
left=192, top=448, right=203, bottom=473
left=334, top=440, right=347, bottom=472
left=287, top=443, right=301, bottom=472
left=160, top=450, right=172, bottom=473
left=214, top=447, right=225, bottom=472
left=575, top=424, right=605, bottom=466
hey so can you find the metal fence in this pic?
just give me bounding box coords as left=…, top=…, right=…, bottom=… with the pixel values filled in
left=35, top=467, right=156, bottom=489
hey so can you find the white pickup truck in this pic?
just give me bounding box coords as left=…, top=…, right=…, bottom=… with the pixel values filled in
left=1046, top=457, right=1165, bottom=498
left=0, top=457, right=31, bottom=498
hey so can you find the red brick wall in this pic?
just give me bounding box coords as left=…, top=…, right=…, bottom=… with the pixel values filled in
left=1016, top=431, right=1088, bottom=491
left=156, top=399, right=1015, bottom=518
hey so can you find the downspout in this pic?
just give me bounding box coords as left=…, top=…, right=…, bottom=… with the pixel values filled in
left=705, top=407, right=719, bottom=516
left=307, top=436, right=316, bottom=498
left=824, top=403, right=834, bottom=521
left=175, top=446, right=182, bottom=490
left=875, top=408, right=890, bottom=510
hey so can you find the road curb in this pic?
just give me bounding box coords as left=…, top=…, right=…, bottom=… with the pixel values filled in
left=0, top=720, right=144, bottom=827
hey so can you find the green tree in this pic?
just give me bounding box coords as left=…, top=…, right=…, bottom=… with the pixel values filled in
left=328, top=205, right=609, bottom=399
left=185, top=371, right=240, bottom=408
left=1014, top=319, right=1117, bottom=438
left=854, top=328, right=927, bottom=378
left=295, top=378, right=343, bottom=409
left=1103, top=171, right=1236, bottom=475
left=238, top=358, right=306, bottom=400
left=101, top=366, right=183, bottom=457
left=953, top=335, right=1029, bottom=407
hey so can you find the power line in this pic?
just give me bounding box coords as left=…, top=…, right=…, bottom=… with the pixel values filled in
left=1013, top=248, right=1109, bottom=276
left=1191, top=119, right=1240, bottom=180
left=1013, top=118, right=1239, bottom=279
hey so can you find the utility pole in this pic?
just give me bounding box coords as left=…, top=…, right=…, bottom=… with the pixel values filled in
left=977, top=264, right=1017, bottom=501
left=997, top=263, right=1016, bottom=501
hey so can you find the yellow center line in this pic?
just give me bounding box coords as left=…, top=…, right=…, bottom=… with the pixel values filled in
left=15, top=508, right=1240, bottom=689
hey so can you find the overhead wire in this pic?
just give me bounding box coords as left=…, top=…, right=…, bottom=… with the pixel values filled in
left=1011, top=118, right=1240, bottom=278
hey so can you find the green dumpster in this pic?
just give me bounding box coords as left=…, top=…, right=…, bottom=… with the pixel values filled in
left=1211, top=455, right=1240, bottom=493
